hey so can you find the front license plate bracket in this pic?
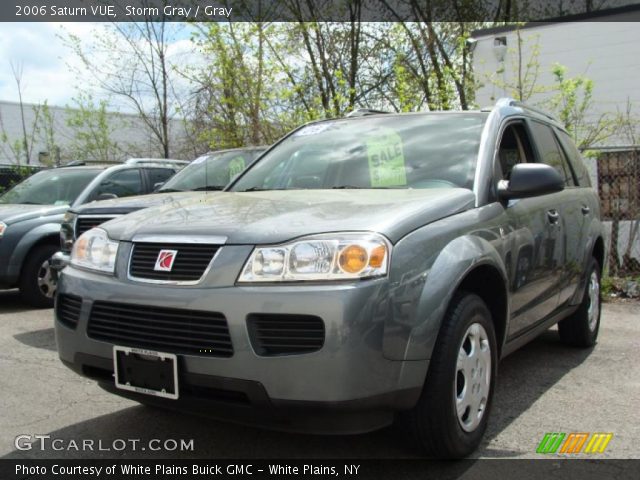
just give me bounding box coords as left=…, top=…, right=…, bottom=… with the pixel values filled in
left=113, top=346, right=179, bottom=400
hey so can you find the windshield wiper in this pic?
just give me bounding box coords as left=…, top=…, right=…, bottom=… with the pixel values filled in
left=157, top=188, right=185, bottom=193
left=238, top=187, right=271, bottom=192
left=192, top=186, right=224, bottom=191
left=331, top=185, right=397, bottom=189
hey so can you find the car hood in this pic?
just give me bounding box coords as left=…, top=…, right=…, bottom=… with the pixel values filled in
left=72, top=191, right=211, bottom=215
left=0, top=204, right=68, bottom=225
left=103, top=189, right=475, bottom=245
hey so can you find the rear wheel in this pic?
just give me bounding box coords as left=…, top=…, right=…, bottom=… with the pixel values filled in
left=19, top=244, right=59, bottom=308
left=402, top=292, right=497, bottom=458
left=558, top=257, right=601, bottom=348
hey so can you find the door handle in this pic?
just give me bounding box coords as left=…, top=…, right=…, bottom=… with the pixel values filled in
left=547, top=209, right=560, bottom=224
left=581, top=205, right=591, bottom=215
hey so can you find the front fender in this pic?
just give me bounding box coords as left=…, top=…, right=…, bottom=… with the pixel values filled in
left=384, top=229, right=507, bottom=361
left=8, top=222, right=62, bottom=279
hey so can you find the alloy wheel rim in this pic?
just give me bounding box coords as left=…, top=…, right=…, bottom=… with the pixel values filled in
left=37, top=259, right=56, bottom=299
left=587, top=270, right=600, bottom=332
left=455, top=322, right=491, bottom=432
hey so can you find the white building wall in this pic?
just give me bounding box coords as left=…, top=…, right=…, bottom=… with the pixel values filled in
left=0, top=100, right=193, bottom=165
left=472, top=20, right=640, bottom=147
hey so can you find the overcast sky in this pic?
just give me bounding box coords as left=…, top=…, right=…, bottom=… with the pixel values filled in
left=0, top=22, right=198, bottom=110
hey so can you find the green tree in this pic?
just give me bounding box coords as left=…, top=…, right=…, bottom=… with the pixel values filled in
left=65, top=93, right=121, bottom=163
left=63, top=19, right=182, bottom=158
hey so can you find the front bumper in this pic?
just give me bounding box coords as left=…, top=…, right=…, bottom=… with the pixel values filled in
left=55, top=266, right=428, bottom=433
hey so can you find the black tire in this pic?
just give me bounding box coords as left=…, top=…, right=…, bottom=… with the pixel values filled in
left=401, top=292, right=498, bottom=458
left=19, top=244, right=59, bottom=308
left=558, top=257, right=601, bottom=348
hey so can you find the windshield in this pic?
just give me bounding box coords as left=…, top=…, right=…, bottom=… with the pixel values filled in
left=231, top=113, right=487, bottom=192
left=160, top=149, right=263, bottom=192
left=0, top=169, right=101, bottom=205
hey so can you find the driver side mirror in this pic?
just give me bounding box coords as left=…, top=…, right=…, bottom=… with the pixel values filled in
left=498, top=163, right=564, bottom=200
left=153, top=182, right=165, bottom=191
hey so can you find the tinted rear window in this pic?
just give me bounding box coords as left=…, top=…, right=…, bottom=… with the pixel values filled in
left=555, top=129, right=592, bottom=187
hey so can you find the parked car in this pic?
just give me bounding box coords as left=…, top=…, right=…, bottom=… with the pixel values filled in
left=58, top=147, right=267, bottom=260
left=55, top=99, right=604, bottom=458
left=0, top=159, right=185, bottom=307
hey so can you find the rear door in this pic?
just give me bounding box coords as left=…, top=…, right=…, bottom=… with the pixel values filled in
left=555, top=128, right=597, bottom=303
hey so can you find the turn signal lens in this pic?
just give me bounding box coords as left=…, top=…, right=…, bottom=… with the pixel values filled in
left=368, top=244, right=387, bottom=268
left=338, top=245, right=368, bottom=274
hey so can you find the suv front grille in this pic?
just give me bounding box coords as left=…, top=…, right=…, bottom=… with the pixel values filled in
left=247, top=314, right=325, bottom=356
left=56, top=294, right=83, bottom=329
left=76, top=217, right=115, bottom=237
left=129, top=243, right=220, bottom=282
left=87, top=301, right=233, bottom=357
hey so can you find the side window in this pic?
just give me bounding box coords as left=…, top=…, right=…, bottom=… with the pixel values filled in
left=529, top=121, right=576, bottom=186
left=94, top=169, right=143, bottom=199
left=554, top=129, right=592, bottom=187
left=497, top=123, right=535, bottom=180
left=145, top=168, right=176, bottom=190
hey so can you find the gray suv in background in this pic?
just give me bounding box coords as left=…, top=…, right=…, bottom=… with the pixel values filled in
left=58, top=147, right=266, bottom=261
left=0, top=159, right=185, bottom=307
left=55, top=99, right=604, bottom=458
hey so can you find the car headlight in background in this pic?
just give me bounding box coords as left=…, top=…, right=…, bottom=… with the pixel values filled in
left=70, top=228, right=119, bottom=274
left=0, top=221, right=6, bottom=237
left=61, top=211, right=78, bottom=251
left=239, top=233, right=390, bottom=282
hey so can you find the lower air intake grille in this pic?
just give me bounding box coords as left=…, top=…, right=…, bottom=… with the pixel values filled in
left=76, top=217, right=114, bottom=237
left=129, top=243, right=220, bottom=282
left=56, top=294, right=82, bottom=329
left=88, top=301, right=233, bottom=357
left=247, top=314, right=325, bottom=356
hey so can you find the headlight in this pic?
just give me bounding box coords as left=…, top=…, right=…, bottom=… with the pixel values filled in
left=61, top=211, right=77, bottom=251
left=238, top=233, right=390, bottom=283
left=62, top=211, right=77, bottom=227
left=0, top=221, right=6, bottom=237
left=70, top=228, right=119, bottom=274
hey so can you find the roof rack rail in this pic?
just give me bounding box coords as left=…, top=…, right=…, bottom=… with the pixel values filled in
left=491, top=97, right=559, bottom=122
left=125, top=158, right=189, bottom=166
left=346, top=109, right=390, bottom=118
left=61, top=160, right=122, bottom=167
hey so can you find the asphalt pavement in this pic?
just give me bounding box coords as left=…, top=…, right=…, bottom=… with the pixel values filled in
left=1, top=289, right=638, bottom=459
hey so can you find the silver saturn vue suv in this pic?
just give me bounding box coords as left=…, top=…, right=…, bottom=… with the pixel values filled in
left=55, top=99, right=604, bottom=458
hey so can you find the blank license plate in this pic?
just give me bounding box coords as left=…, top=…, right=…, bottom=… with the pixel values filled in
left=113, top=346, right=179, bottom=400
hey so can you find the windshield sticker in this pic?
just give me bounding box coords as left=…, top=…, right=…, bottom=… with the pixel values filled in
left=228, top=156, right=246, bottom=180
left=293, top=122, right=335, bottom=137
left=366, top=131, right=407, bottom=187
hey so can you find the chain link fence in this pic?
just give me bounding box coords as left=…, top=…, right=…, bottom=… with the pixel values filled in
left=0, top=164, right=42, bottom=196
left=596, top=148, right=640, bottom=279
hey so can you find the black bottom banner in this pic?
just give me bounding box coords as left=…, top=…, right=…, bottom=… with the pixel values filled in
left=2, top=459, right=639, bottom=480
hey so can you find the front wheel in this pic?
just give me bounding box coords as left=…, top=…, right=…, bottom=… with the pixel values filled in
left=19, top=244, right=59, bottom=308
left=401, top=292, right=498, bottom=458
left=558, top=257, right=601, bottom=348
